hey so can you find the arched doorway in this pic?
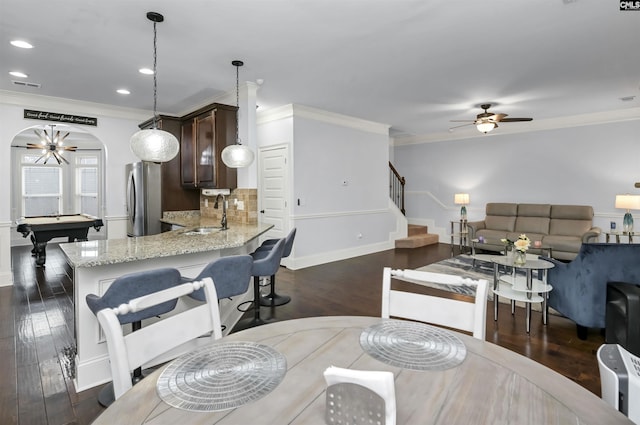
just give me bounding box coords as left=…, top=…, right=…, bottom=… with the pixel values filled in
left=10, top=123, right=106, bottom=247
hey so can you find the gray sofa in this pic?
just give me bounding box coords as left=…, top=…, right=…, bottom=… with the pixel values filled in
left=467, top=203, right=601, bottom=260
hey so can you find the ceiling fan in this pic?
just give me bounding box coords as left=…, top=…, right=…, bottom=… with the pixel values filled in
left=27, top=125, right=77, bottom=164
left=450, top=103, right=533, bottom=134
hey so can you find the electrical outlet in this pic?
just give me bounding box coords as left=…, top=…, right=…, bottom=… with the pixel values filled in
left=237, top=200, right=245, bottom=210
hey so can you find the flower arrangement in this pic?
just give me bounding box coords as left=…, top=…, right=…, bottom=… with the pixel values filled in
left=500, top=238, right=514, bottom=248
left=501, top=234, right=531, bottom=252
left=513, top=234, right=531, bottom=253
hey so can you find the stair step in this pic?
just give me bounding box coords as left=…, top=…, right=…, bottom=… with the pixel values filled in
left=395, top=233, right=439, bottom=249
left=408, top=224, right=428, bottom=236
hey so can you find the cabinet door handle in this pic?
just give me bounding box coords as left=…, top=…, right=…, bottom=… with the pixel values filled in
left=260, top=210, right=265, bottom=214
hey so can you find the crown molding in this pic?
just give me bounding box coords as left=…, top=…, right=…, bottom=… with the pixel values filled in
left=258, top=103, right=390, bottom=135
left=392, top=107, right=640, bottom=146
left=0, top=90, right=152, bottom=122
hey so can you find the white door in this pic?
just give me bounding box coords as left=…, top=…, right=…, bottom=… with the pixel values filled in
left=258, top=145, right=290, bottom=247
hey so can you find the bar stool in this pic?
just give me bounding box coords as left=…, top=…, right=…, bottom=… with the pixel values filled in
left=86, top=267, right=182, bottom=407
left=182, top=255, right=253, bottom=301
left=254, top=228, right=297, bottom=306
left=236, top=238, right=286, bottom=330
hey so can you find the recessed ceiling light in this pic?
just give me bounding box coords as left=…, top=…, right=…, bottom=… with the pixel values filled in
left=9, top=71, right=28, bottom=78
left=117, top=88, right=131, bottom=95
left=138, top=68, right=154, bottom=75
left=10, top=40, right=33, bottom=49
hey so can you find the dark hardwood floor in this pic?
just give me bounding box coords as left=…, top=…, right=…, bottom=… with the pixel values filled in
left=0, top=243, right=604, bottom=425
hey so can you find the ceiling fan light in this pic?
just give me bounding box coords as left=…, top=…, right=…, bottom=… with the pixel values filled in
left=476, top=122, right=495, bottom=134
left=130, top=128, right=179, bottom=163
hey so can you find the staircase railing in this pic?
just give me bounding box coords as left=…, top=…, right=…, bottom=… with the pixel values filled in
left=389, top=161, right=405, bottom=215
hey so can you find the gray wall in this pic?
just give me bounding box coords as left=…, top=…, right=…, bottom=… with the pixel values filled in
left=257, top=105, right=399, bottom=268
left=393, top=119, right=640, bottom=238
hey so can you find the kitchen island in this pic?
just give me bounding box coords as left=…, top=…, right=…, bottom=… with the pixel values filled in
left=60, top=222, right=272, bottom=392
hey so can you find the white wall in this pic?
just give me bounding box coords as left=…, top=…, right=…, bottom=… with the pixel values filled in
left=393, top=115, right=640, bottom=242
left=0, top=91, right=149, bottom=285
left=1, top=84, right=261, bottom=285
left=257, top=105, right=401, bottom=269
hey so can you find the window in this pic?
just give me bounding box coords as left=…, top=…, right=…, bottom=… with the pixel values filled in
left=17, top=151, right=102, bottom=218
left=22, top=155, right=62, bottom=216
left=76, top=156, right=99, bottom=216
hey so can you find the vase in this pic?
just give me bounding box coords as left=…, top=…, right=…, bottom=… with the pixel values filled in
left=514, top=250, right=527, bottom=266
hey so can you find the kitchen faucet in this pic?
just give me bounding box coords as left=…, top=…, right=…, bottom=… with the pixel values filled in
left=213, top=194, right=228, bottom=230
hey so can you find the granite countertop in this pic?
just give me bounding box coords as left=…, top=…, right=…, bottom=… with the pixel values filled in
left=60, top=222, right=272, bottom=268
left=160, top=216, right=223, bottom=228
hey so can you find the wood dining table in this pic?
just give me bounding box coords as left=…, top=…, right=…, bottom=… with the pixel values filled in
left=91, top=316, right=632, bottom=425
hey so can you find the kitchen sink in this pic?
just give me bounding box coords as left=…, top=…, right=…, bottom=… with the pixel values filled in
left=180, top=227, right=221, bottom=236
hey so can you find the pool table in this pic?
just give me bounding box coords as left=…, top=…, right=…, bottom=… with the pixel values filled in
left=16, top=214, right=104, bottom=266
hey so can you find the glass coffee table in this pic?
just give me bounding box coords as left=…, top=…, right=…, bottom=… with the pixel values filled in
left=490, top=255, right=555, bottom=333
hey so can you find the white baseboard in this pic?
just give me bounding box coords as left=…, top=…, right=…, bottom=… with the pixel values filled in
left=289, top=240, right=394, bottom=270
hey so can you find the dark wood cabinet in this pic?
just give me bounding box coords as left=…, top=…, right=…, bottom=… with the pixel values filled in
left=138, top=116, right=200, bottom=212
left=139, top=102, right=237, bottom=212
left=180, top=103, right=237, bottom=189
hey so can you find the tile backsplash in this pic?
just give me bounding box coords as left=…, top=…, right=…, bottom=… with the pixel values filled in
left=201, top=188, right=258, bottom=225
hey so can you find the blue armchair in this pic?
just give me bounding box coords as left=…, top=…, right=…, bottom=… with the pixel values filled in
left=544, top=243, right=640, bottom=339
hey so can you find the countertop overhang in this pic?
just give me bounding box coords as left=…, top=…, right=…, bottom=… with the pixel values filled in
left=60, top=222, right=272, bottom=268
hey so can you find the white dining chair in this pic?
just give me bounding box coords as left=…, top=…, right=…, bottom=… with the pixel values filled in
left=381, top=267, right=489, bottom=340
left=96, top=277, right=222, bottom=400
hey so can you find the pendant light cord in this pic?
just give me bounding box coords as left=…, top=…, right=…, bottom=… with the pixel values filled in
left=235, top=62, right=240, bottom=145
left=152, top=20, right=158, bottom=130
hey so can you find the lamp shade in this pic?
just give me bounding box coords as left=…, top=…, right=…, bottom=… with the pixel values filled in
left=476, top=122, right=495, bottom=134
left=454, top=193, right=469, bottom=205
left=221, top=144, right=255, bottom=168
left=130, top=128, right=179, bottom=163
left=615, top=194, right=640, bottom=210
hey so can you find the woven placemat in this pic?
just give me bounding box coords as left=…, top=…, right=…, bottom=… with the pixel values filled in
left=157, top=341, right=287, bottom=411
left=360, top=320, right=466, bottom=371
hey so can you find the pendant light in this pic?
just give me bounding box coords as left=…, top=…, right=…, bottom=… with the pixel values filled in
left=221, top=60, right=255, bottom=168
left=130, top=12, right=179, bottom=163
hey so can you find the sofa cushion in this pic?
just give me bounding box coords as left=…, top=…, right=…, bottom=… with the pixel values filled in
left=485, top=215, right=516, bottom=232
left=486, top=203, right=518, bottom=216
left=542, top=235, right=583, bottom=254
left=476, top=229, right=509, bottom=244
left=551, top=205, right=593, bottom=220
left=518, top=203, right=551, bottom=217
left=549, top=219, right=592, bottom=237
left=514, top=217, right=550, bottom=235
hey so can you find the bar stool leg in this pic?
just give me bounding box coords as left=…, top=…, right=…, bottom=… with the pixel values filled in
left=260, top=274, right=291, bottom=306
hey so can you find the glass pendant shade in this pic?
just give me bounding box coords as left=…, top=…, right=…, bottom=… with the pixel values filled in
left=221, top=59, right=255, bottom=169
left=130, top=128, right=179, bottom=162
left=130, top=12, right=179, bottom=163
left=221, top=144, right=255, bottom=168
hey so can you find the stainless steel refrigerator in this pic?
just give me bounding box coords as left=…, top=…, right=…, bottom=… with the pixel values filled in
left=126, top=162, right=162, bottom=236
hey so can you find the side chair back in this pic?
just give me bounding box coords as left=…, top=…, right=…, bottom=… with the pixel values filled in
left=381, top=267, right=489, bottom=340
left=96, top=277, right=222, bottom=400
